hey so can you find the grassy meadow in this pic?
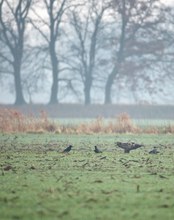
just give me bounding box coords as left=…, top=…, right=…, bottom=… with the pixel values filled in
left=1, top=133, right=174, bottom=220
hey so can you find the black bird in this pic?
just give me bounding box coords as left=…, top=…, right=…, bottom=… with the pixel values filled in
left=62, top=145, right=73, bottom=153
left=116, top=142, right=143, bottom=153
left=94, top=146, right=102, bottom=153
left=149, top=148, right=159, bottom=154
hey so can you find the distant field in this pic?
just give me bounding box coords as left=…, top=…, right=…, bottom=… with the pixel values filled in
left=1, top=103, right=174, bottom=119
left=52, top=118, right=174, bottom=134
left=1, top=133, right=174, bottom=220
left=55, top=118, right=174, bottom=126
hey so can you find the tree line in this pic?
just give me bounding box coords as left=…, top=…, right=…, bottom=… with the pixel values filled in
left=0, top=0, right=174, bottom=105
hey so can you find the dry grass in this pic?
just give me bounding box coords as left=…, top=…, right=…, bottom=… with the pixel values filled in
left=109, top=113, right=140, bottom=133
left=0, top=108, right=174, bottom=134
left=0, top=108, right=56, bottom=133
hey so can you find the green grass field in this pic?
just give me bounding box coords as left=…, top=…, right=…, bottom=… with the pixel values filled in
left=0, top=133, right=174, bottom=220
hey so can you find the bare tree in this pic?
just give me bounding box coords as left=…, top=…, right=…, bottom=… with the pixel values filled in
left=104, top=0, right=168, bottom=104
left=30, top=0, right=75, bottom=104
left=0, top=0, right=32, bottom=105
left=68, top=0, right=111, bottom=104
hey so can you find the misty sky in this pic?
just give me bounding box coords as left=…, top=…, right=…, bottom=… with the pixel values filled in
left=0, top=0, right=174, bottom=105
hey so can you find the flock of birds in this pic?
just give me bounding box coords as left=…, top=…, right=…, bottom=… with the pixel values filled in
left=62, top=142, right=160, bottom=154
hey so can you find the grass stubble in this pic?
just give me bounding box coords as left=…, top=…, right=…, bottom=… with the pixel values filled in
left=0, top=133, right=174, bottom=220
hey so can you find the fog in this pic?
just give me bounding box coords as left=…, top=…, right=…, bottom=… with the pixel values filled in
left=0, top=0, right=174, bottom=105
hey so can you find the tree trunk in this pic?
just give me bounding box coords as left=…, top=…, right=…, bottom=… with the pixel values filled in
left=84, top=86, right=91, bottom=105
left=13, top=59, right=26, bottom=105
left=49, top=43, right=59, bottom=104
left=104, top=0, right=126, bottom=104
left=84, top=75, right=92, bottom=105
left=104, top=66, right=118, bottom=104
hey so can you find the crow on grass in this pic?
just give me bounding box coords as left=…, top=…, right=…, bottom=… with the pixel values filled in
left=116, top=142, right=143, bottom=153
left=62, top=145, right=73, bottom=153
left=149, top=148, right=159, bottom=154
left=94, top=146, right=102, bottom=153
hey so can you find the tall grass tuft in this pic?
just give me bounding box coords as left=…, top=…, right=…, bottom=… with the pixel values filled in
left=0, top=108, right=56, bottom=133
left=114, top=113, right=140, bottom=133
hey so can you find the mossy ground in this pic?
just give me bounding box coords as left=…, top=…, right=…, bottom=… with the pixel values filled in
left=0, top=133, right=174, bottom=220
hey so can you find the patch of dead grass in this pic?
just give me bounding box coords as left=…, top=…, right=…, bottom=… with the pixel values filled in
left=0, top=108, right=174, bottom=134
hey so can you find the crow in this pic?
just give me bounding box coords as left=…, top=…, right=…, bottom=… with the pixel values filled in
left=62, top=145, right=73, bottom=153
left=149, top=148, right=159, bottom=154
left=116, top=142, right=143, bottom=153
left=94, top=146, right=102, bottom=153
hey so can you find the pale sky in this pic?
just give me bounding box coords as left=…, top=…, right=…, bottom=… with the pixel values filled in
left=161, top=0, right=174, bottom=5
